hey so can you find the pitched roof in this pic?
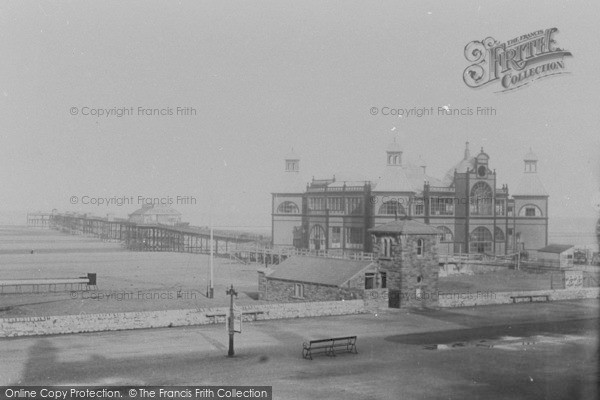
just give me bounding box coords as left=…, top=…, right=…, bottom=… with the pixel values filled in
left=387, top=139, right=402, bottom=152
left=369, top=219, right=441, bottom=235
left=514, top=173, right=548, bottom=196
left=374, top=165, right=416, bottom=192
left=405, top=163, right=443, bottom=188
left=274, top=175, right=307, bottom=193
left=285, top=148, right=300, bottom=160
left=266, top=256, right=374, bottom=286
left=537, top=244, right=574, bottom=254
left=524, top=148, right=538, bottom=161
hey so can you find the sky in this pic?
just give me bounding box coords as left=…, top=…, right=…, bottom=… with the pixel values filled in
left=1, top=0, right=599, bottom=231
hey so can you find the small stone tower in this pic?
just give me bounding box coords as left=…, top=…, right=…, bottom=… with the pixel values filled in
left=370, top=219, right=440, bottom=309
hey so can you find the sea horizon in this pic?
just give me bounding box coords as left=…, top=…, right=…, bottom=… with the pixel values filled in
left=4, top=210, right=598, bottom=252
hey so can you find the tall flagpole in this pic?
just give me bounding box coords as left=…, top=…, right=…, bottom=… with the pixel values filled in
left=207, top=191, right=214, bottom=299
left=209, top=224, right=214, bottom=298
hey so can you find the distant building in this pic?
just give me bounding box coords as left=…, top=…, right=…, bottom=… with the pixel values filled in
left=27, top=211, right=54, bottom=228
left=258, top=257, right=381, bottom=302
left=536, top=244, right=575, bottom=269
left=128, top=204, right=182, bottom=226
left=272, top=142, right=549, bottom=255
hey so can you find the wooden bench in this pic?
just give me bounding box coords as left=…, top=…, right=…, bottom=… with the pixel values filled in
left=205, top=311, right=265, bottom=324
left=510, top=294, right=550, bottom=303
left=205, top=313, right=227, bottom=323
left=242, top=311, right=264, bottom=321
left=302, top=336, right=357, bottom=360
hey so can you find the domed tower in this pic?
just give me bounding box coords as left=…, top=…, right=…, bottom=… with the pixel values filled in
left=513, top=148, right=549, bottom=251
left=442, top=142, right=476, bottom=187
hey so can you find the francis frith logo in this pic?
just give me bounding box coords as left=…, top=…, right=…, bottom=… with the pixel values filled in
left=463, top=28, right=572, bottom=92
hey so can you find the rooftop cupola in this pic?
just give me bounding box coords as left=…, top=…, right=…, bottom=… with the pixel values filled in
left=387, top=137, right=403, bottom=166
left=514, top=148, right=547, bottom=196
left=523, top=148, right=538, bottom=173
left=284, top=147, right=300, bottom=172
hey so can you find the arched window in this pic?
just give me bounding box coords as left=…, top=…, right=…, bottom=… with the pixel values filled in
left=380, top=237, right=394, bottom=258
left=416, top=238, right=424, bottom=256
left=470, top=182, right=493, bottom=215
left=378, top=201, right=406, bottom=215
left=277, top=201, right=299, bottom=214
left=494, top=227, right=505, bottom=242
left=437, top=226, right=454, bottom=242
left=470, top=227, right=493, bottom=253
left=518, top=204, right=543, bottom=217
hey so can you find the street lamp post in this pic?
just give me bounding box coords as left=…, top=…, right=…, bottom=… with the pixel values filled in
left=226, top=284, right=238, bottom=357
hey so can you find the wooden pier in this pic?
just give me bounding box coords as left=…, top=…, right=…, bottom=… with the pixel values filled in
left=45, top=213, right=265, bottom=257
left=31, top=213, right=376, bottom=265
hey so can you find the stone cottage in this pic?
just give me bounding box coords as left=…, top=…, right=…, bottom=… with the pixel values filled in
left=369, top=219, right=441, bottom=309
left=258, top=256, right=384, bottom=302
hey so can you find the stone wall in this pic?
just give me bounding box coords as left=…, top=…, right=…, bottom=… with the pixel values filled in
left=0, top=300, right=366, bottom=338
left=372, top=234, right=439, bottom=308
left=438, top=287, right=600, bottom=308
left=363, top=288, right=389, bottom=311
left=264, top=279, right=363, bottom=302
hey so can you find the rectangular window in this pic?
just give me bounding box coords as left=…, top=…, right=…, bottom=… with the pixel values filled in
left=430, top=197, right=454, bottom=216
left=469, top=242, right=493, bottom=253
left=331, top=227, right=341, bottom=247
left=346, top=198, right=362, bottom=214
left=507, top=228, right=514, bottom=235
left=308, top=197, right=325, bottom=210
left=414, top=199, right=424, bottom=216
left=346, top=227, right=363, bottom=244
left=507, top=206, right=514, bottom=217
left=380, top=272, right=387, bottom=289
left=365, top=273, right=375, bottom=289
left=294, top=283, right=304, bottom=298
left=416, top=238, right=424, bottom=257
left=327, top=197, right=343, bottom=211
left=495, top=200, right=505, bottom=216
left=525, top=207, right=536, bottom=217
